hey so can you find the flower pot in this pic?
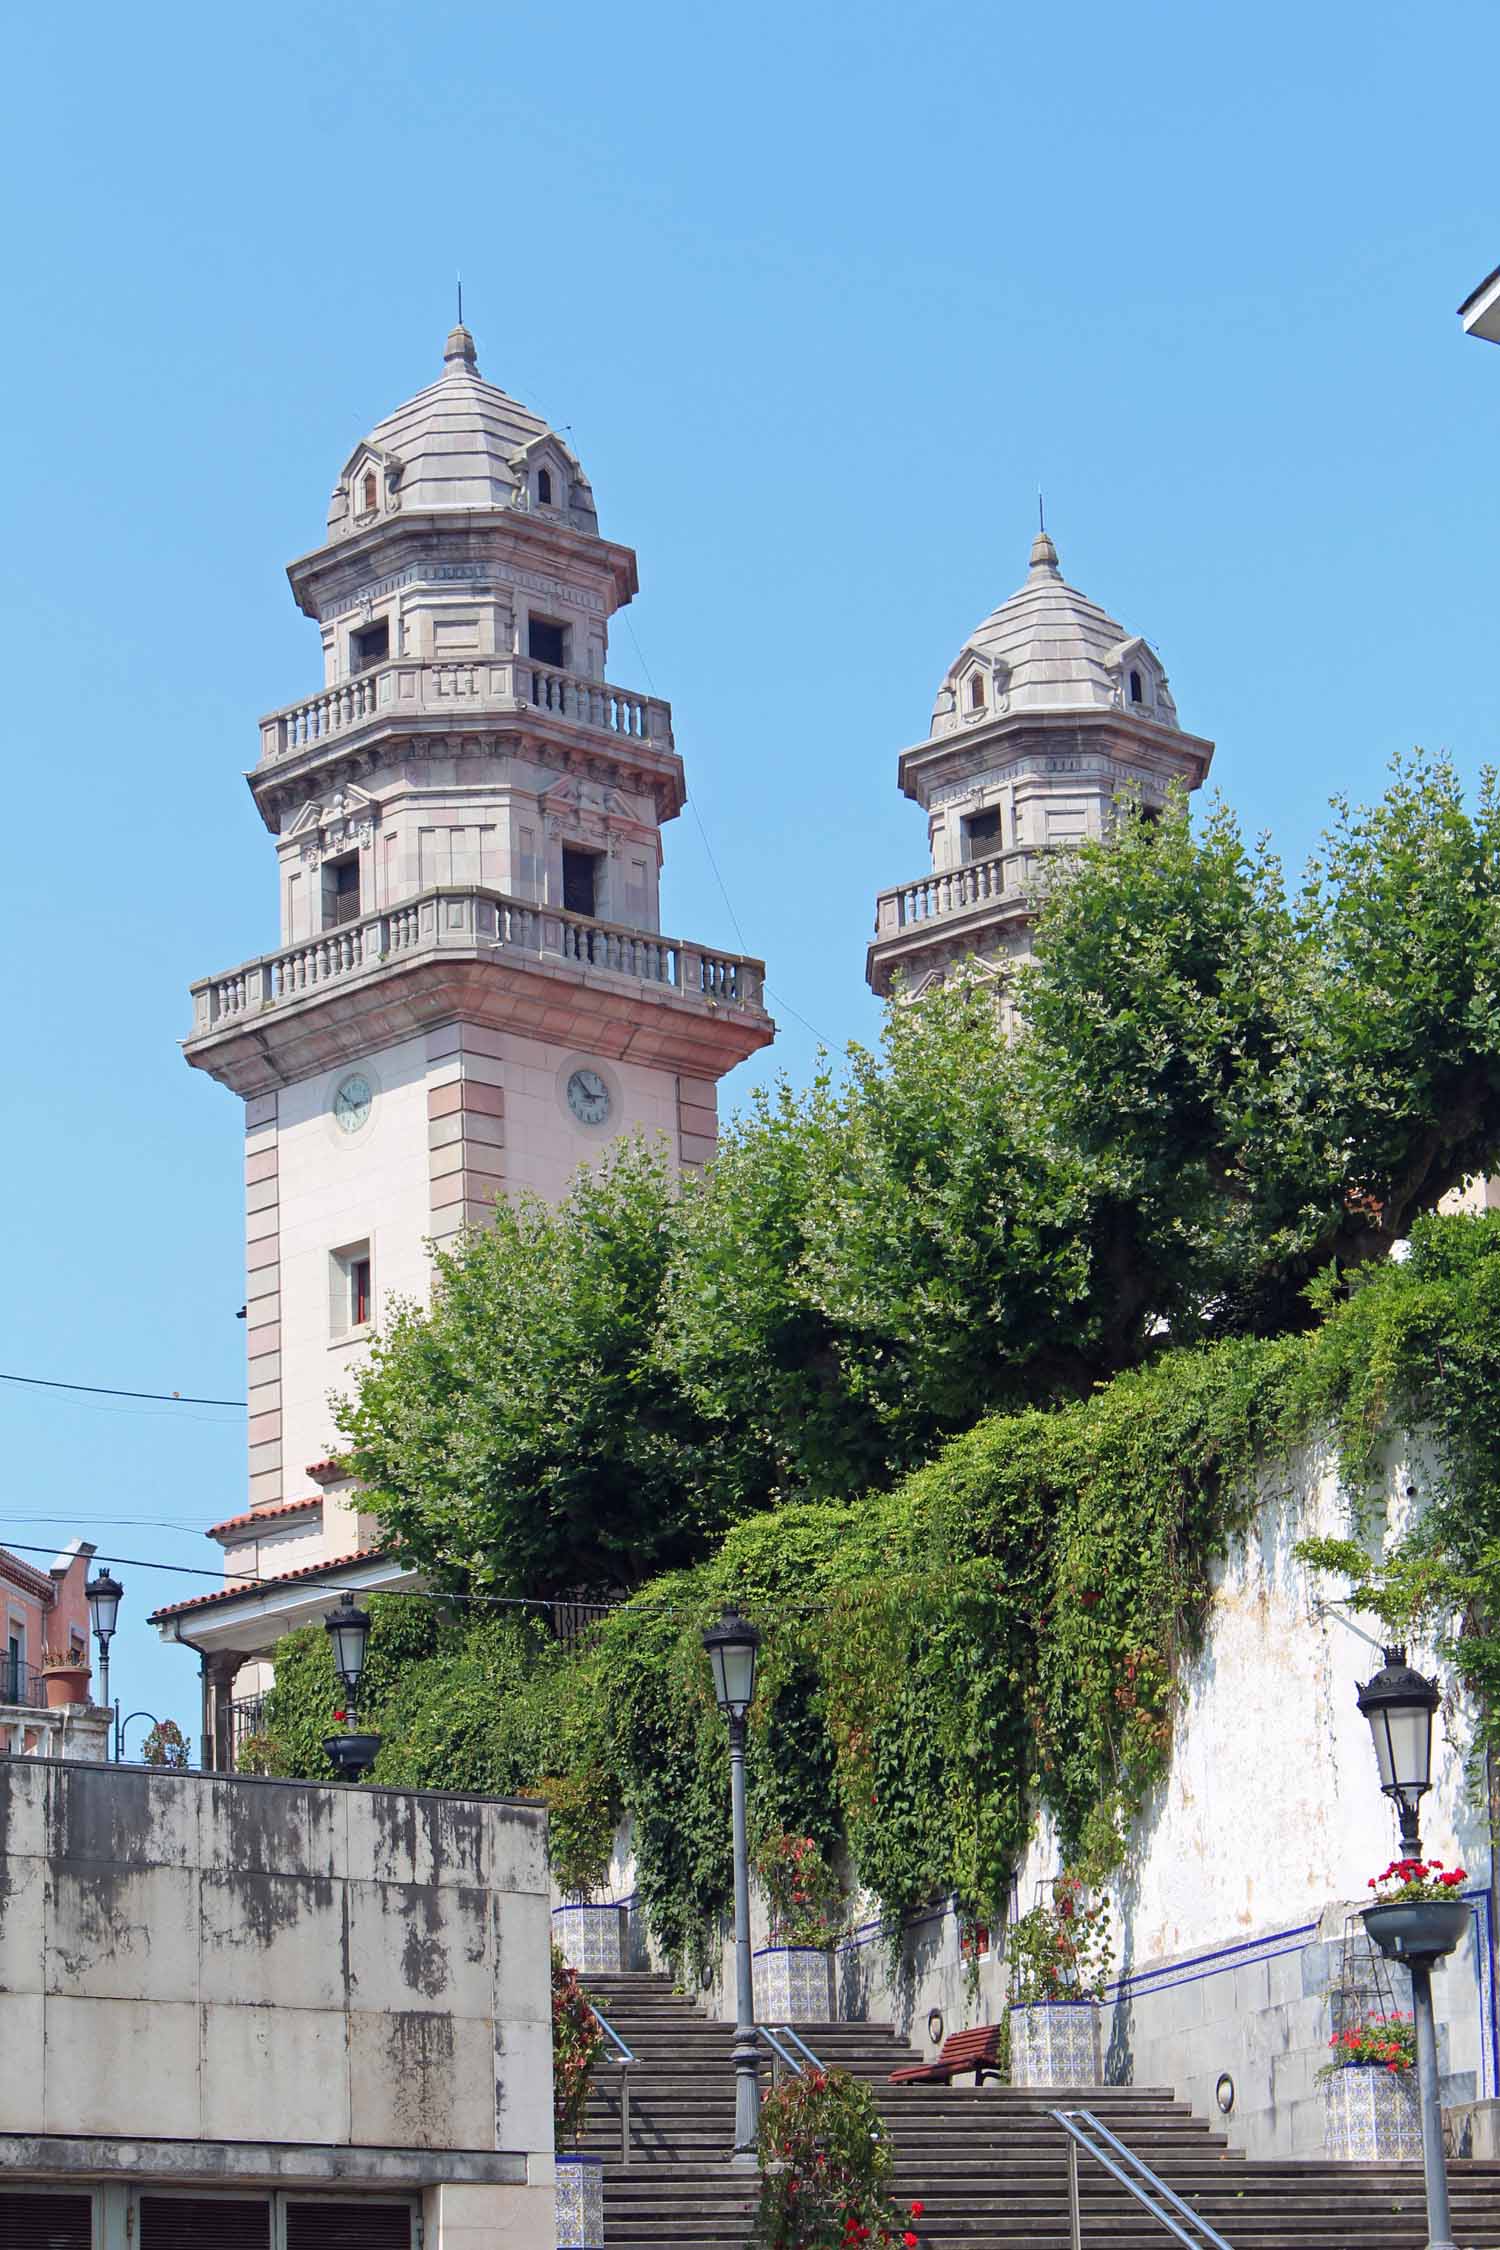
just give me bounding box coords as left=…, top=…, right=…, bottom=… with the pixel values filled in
left=1362, top=1898, right=1471, bottom=1964
left=753, top=1944, right=834, bottom=2022
left=1009, top=2000, right=1103, bottom=2088
left=555, top=2153, right=604, bottom=2249
left=1322, top=2063, right=1422, bottom=2160
left=552, top=1901, right=623, bottom=1975
left=42, top=1665, right=90, bottom=1710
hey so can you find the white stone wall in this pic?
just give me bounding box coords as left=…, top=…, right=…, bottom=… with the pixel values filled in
left=275, top=1033, right=436, bottom=1496
left=267, top=1025, right=690, bottom=1512
left=667, top=1435, right=1497, bottom=2159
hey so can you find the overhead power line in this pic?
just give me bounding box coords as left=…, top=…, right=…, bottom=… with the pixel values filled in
left=0, top=1372, right=247, bottom=1409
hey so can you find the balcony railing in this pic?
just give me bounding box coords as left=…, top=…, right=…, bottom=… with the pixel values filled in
left=0, top=1656, right=46, bottom=1709
left=190, top=885, right=767, bottom=1036
left=258, top=658, right=672, bottom=762
left=873, top=849, right=1039, bottom=939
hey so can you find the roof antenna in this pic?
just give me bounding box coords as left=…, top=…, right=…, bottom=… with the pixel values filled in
left=457, top=272, right=463, bottom=326
left=1038, top=487, right=1046, bottom=536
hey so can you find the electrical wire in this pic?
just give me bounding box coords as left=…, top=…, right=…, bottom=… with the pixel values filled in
left=0, top=1372, right=246, bottom=1409
left=0, top=1536, right=836, bottom=1618
left=619, top=612, right=835, bottom=1049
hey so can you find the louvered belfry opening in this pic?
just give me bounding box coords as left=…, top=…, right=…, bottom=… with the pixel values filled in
left=287, top=2203, right=413, bottom=2248
left=0, top=2192, right=93, bottom=2250
left=138, top=2198, right=270, bottom=2248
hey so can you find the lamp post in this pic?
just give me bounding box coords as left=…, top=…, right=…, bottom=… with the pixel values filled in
left=85, top=1570, right=123, bottom=1755
left=322, top=1592, right=380, bottom=1781
left=1357, top=1647, right=1456, bottom=2250
left=703, top=1607, right=762, bottom=2167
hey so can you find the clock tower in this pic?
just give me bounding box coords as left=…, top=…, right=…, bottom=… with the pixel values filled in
left=182, top=324, right=774, bottom=1589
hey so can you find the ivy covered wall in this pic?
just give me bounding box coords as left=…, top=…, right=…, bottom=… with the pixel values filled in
left=252, top=1213, right=1500, bottom=1979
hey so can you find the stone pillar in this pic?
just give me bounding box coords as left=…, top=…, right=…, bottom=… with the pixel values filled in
left=203, top=1651, right=245, bottom=1773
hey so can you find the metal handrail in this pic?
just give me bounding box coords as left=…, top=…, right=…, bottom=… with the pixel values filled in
left=587, top=2005, right=636, bottom=2165
left=1050, top=2109, right=1235, bottom=2250
left=771, top=2025, right=825, bottom=2073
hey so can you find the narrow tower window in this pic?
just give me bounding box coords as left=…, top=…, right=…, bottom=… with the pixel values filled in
left=969, top=674, right=986, bottom=710
left=360, top=471, right=378, bottom=514
left=352, top=617, right=389, bottom=672
left=323, top=853, right=361, bottom=929
left=562, top=846, right=601, bottom=918
left=329, top=1241, right=374, bottom=1340
left=537, top=467, right=553, bottom=506
left=528, top=616, right=567, bottom=668
left=963, top=807, right=1002, bottom=859
left=1129, top=668, right=1144, bottom=704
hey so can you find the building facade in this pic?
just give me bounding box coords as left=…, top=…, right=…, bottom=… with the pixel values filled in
left=154, top=328, right=773, bottom=1741
left=867, top=528, right=1214, bottom=1001
left=0, top=1542, right=108, bottom=1764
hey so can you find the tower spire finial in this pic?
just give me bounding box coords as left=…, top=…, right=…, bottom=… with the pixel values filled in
left=457, top=272, right=463, bottom=327
left=1029, top=504, right=1060, bottom=576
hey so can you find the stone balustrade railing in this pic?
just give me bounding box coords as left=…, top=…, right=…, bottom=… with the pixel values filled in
left=258, top=659, right=672, bottom=762
left=190, top=886, right=767, bottom=1035
left=873, top=849, right=1037, bottom=936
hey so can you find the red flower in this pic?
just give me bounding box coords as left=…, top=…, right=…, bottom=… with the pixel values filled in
left=909, top=2202, right=925, bottom=2218
left=903, top=2235, right=919, bottom=2248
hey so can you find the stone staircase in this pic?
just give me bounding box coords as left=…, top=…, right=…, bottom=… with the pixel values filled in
left=579, top=1969, right=1500, bottom=2248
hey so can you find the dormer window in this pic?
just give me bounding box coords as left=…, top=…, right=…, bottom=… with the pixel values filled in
left=1129, top=668, right=1144, bottom=704
left=969, top=674, right=987, bottom=711
left=360, top=470, right=378, bottom=515
left=537, top=467, right=553, bottom=506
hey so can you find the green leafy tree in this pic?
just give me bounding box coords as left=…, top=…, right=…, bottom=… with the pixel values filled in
left=337, top=1142, right=710, bottom=1595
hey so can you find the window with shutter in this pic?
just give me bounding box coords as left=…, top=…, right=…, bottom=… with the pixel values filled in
left=286, top=2202, right=414, bottom=2249
left=139, top=2196, right=270, bottom=2248
left=0, top=2191, right=93, bottom=2250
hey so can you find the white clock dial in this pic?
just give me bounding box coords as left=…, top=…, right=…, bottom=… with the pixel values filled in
left=566, top=1068, right=611, bottom=1127
left=333, top=1074, right=373, bottom=1134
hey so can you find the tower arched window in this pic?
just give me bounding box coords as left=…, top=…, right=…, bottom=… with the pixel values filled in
left=1129, top=667, right=1144, bottom=704
left=361, top=470, right=378, bottom=515
left=969, top=673, right=986, bottom=710
left=537, top=467, right=553, bottom=506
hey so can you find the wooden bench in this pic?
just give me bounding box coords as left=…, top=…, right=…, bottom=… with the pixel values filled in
left=889, top=2024, right=1004, bottom=2086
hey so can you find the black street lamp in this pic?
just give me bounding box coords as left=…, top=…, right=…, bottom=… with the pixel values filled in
left=702, top=1607, right=762, bottom=2166
left=1357, top=1646, right=1440, bottom=1858
left=85, top=1570, right=123, bottom=1751
left=1357, top=1647, right=1457, bottom=2250
left=322, top=1592, right=380, bottom=1781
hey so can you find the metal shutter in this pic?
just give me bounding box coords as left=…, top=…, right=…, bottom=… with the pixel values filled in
left=285, top=2204, right=413, bottom=2249
left=139, top=2197, right=270, bottom=2248
left=0, top=2194, right=92, bottom=2250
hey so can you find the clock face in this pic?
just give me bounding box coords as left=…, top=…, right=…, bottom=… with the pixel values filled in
left=333, top=1074, right=373, bottom=1134
left=566, top=1068, right=611, bottom=1127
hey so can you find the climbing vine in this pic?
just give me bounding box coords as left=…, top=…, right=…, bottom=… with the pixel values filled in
left=256, top=1214, right=1500, bottom=1972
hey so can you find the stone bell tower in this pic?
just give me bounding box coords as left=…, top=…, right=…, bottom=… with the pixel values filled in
left=868, top=529, right=1214, bottom=1000
left=184, top=323, right=775, bottom=1540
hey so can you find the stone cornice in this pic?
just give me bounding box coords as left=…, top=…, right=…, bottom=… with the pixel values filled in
left=285, top=508, right=640, bottom=622
left=896, top=710, right=1215, bottom=808
left=186, top=893, right=774, bottom=1098
left=248, top=716, right=687, bottom=834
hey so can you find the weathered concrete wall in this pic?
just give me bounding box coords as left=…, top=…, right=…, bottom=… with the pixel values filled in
left=0, top=1760, right=555, bottom=2246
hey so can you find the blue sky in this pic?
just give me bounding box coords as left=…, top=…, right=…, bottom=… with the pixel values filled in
left=2, top=0, right=1497, bottom=1734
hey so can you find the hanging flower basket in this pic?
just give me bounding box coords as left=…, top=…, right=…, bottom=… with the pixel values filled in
left=551, top=1900, right=623, bottom=1976
left=1362, top=1858, right=1471, bottom=1963
left=555, top=2153, right=604, bottom=2249
left=1363, top=1899, right=1471, bottom=1962
left=1322, top=2062, right=1422, bottom=2160
left=753, top=1943, right=834, bottom=2023
left=1009, top=1999, right=1103, bottom=2088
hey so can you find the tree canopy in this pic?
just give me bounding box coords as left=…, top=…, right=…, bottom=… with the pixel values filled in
left=337, top=754, right=1500, bottom=1598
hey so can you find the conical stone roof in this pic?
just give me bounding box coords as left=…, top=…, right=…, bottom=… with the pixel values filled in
left=935, top=530, right=1179, bottom=729
left=327, top=325, right=583, bottom=533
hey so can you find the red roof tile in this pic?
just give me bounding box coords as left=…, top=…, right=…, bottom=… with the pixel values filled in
left=149, top=1548, right=391, bottom=1623
left=305, top=1457, right=354, bottom=1485
left=206, top=1496, right=323, bottom=1541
